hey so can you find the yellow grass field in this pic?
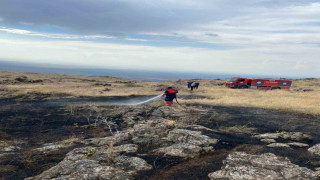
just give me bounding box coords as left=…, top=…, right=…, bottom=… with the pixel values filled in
left=182, top=86, right=320, bottom=115
left=1, top=72, right=320, bottom=115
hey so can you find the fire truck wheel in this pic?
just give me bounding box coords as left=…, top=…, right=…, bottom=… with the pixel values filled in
left=239, top=85, right=248, bottom=89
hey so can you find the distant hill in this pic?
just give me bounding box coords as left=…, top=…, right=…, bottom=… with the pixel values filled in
left=0, top=60, right=296, bottom=81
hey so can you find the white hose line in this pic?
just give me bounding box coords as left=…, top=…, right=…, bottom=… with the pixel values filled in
left=117, top=94, right=163, bottom=106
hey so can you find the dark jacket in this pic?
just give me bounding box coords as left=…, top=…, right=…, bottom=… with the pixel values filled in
left=164, top=89, right=178, bottom=101
left=187, top=82, right=192, bottom=88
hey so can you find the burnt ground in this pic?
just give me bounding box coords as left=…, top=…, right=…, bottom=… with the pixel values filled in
left=0, top=94, right=320, bottom=179
left=145, top=104, right=320, bottom=179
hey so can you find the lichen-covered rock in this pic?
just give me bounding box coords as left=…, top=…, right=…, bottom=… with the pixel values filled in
left=26, top=144, right=151, bottom=180
left=166, top=129, right=218, bottom=147
left=0, top=141, right=21, bottom=158
left=315, top=167, right=320, bottom=176
left=35, top=143, right=69, bottom=153
left=281, top=132, right=312, bottom=142
left=260, top=138, right=276, bottom=143
left=208, top=152, right=319, bottom=180
left=35, top=138, right=80, bottom=153
left=26, top=160, right=131, bottom=180
left=2, top=145, right=21, bottom=152
left=83, top=131, right=132, bottom=146
left=287, top=142, right=309, bottom=148
left=154, top=143, right=213, bottom=158
left=27, top=106, right=221, bottom=179
left=308, top=144, right=320, bottom=156
left=253, top=132, right=312, bottom=142
left=153, top=128, right=218, bottom=158
left=253, top=133, right=281, bottom=139
left=267, top=143, right=290, bottom=148
left=0, top=141, right=21, bottom=152
left=114, top=155, right=153, bottom=172
left=113, top=144, right=138, bottom=154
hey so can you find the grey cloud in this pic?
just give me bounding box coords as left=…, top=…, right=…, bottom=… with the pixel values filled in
left=205, top=33, right=218, bottom=37
left=0, top=0, right=219, bottom=35
left=0, top=0, right=318, bottom=36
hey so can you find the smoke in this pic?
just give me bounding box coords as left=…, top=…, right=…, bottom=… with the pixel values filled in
left=114, top=94, right=163, bottom=106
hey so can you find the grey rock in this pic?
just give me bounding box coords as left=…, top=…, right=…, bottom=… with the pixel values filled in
left=154, top=143, right=213, bottom=158
left=253, top=133, right=280, bottom=139
left=0, top=142, right=21, bottom=158
left=113, top=144, right=138, bottom=154
left=315, top=168, right=320, bottom=176
left=267, top=143, right=290, bottom=148
left=308, top=144, right=320, bottom=156
left=83, top=131, right=132, bottom=146
left=208, top=152, right=319, bottom=180
left=253, top=132, right=312, bottom=142
left=2, top=145, right=21, bottom=152
left=166, top=129, right=218, bottom=147
left=26, top=144, right=150, bottom=180
left=35, top=143, right=68, bottom=153
left=26, top=160, right=131, bottom=180
left=114, top=155, right=153, bottom=172
left=0, top=141, right=21, bottom=153
left=281, top=132, right=312, bottom=142
left=152, top=129, right=217, bottom=158
left=260, top=138, right=276, bottom=143
left=35, top=138, right=80, bottom=153
left=287, top=142, right=309, bottom=148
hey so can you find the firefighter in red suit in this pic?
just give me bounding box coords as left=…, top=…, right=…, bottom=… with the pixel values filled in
left=162, top=87, right=178, bottom=106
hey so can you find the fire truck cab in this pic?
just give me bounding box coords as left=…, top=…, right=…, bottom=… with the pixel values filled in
left=225, top=77, right=292, bottom=90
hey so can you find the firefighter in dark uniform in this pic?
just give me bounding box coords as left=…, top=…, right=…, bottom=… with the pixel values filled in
left=195, top=82, right=200, bottom=89
left=162, top=87, right=178, bottom=106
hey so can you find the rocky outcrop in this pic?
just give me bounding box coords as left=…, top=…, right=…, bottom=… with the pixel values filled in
left=84, top=116, right=218, bottom=160
left=253, top=132, right=312, bottom=142
left=154, top=143, right=213, bottom=158
left=254, top=132, right=313, bottom=150
left=27, top=106, right=219, bottom=179
left=208, top=152, right=319, bottom=180
left=83, top=131, right=132, bottom=146
left=153, top=129, right=218, bottom=158
left=26, top=144, right=151, bottom=180
left=308, top=144, right=320, bottom=156
left=281, top=132, right=312, bottom=142
left=166, top=129, right=217, bottom=146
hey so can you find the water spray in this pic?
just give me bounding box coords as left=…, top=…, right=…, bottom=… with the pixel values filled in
left=115, top=94, right=163, bottom=106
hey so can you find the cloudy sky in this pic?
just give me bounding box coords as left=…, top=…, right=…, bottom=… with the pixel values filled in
left=0, top=0, right=319, bottom=77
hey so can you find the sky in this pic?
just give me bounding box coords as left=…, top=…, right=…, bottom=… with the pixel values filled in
left=0, top=0, right=320, bottom=77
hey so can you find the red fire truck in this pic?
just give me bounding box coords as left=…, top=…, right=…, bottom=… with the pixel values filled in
left=225, top=77, right=292, bottom=90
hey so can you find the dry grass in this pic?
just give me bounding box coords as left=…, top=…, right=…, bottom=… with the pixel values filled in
left=1, top=71, right=320, bottom=115
left=182, top=84, right=320, bottom=115
left=1, top=71, right=161, bottom=97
